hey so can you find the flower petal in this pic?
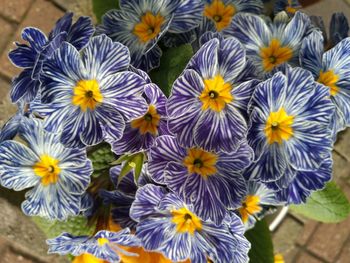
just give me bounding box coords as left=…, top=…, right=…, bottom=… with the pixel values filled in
left=148, top=135, right=186, bottom=184
left=167, top=69, right=203, bottom=117
left=0, top=141, right=39, bottom=191
left=300, top=31, right=324, bottom=78
left=194, top=103, right=247, bottom=153
left=82, top=35, right=130, bottom=80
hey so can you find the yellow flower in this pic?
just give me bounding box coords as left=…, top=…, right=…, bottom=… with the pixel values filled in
left=133, top=12, right=165, bottom=43
left=199, top=75, right=233, bottom=112
left=204, top=0, right=236, bottom=31
left=72, top=80, right=103, bottom=111
left=239, top=195, right=262, bottom=223
left=171, top=207, right=203, bottom=235
left=131, top=105, right=160, bottom=135
left=317, top=70, right=340, bottom=96
left=183, top=148, right=218, bottom=178
left=264, top=108, right=294, bottom=144
left=33, top=154, right=61, bottom=186
left=260, top=39, right=293, bottom=72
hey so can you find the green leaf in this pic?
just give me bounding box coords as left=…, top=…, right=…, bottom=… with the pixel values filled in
left=133, top=152, right=145, bottom=183
left=92, top=0, right=119, bottom=23
left=32, top=216, right=95, bottom=238
left=290, top=182, right=350, bottom=223
left=111, top=154, right=131, bottom=165
left=117, top=152, right=145, bottom=185
left=119, top=160, right=135, bottom=184
left=245, top=219, right=274, bottom=263
left=88, top=144, right=115, bottom=178
left=149, top=44, right=193, bottom=96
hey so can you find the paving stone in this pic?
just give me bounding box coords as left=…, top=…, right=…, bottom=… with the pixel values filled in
left=296, top=220, right=319, bottom=246
left=52, top=0, right=95, bottom=19
left=0, top=0, right=33, bottom=23
left=0, top=0, right=64, bottom=79
left=334, top=130, right=350, bottom=162
left=307, top=216, right=350, bottom=262
left=272, top=216, right=303, bottom=261
left=296, top=251, right=323, bottom=263
left=336, top=238, right=350, bottom=263
left=0, top=198, right=68, bottom=263
left=0, top=17, right=15, bottom=51
left=332, top=151, right=350, bottom=185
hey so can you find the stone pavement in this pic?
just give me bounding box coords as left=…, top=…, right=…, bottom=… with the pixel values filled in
left=0, top=0, right=349, bottom=262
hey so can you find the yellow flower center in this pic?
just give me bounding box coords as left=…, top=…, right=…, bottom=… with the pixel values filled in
left=204, top=0, right=236, bottom=31
left=72, top=80, right=103, bottom=111
left=285, top=0, right=298, bottom=14
left=317, top=70, right=340, bottom=96
left=183, top=148, right=218, bottom=178
left=274, top=253, right=285, bottom=263
left=260, top=39, right=293, bottom=72
left=264, top=107, right=294, bottom=144
left=133, top=12, right=165, bottom=43
left=33, top=154, right=61, bottom=186
left=130, top=104, right=160, bottom=135
left=238, top=195, right=262, bottom=223
left=171, top=207, right=202, bottom=235
left=199, top=75, right=233, bottom=112
left=97, top=238, right=109, bottom=246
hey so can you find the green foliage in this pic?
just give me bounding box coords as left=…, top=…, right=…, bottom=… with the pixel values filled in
left=92, top=0, right=119, bottom=23
left=245, top=219, right=274, bottom=263
left=112, top=152, right=145, bottom=185
left=32, top=216, right=95, bottom=239
left=88, top=144, right=115, bottom=178
left=150, top=44, right=194, bottom=96
left=290, top=182, right=350, bottom=223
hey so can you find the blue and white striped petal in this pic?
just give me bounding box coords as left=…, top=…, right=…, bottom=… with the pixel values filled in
left=224, top=13, right=271, bottom=53
left=217, top=37, right=246, bottom=83
left=187, top=38, right=219, bottom=79
left=300, top=31, right=324, bottom=78
left=130, top=184, right=167, bottom=222
left=286, top=120, right=332, bottom=171
left=82, top=35, right=130, bottom=80
left=0, top=140, right=39, bottom=191
left=194, top=103, right=247, bottom=153
left=167, top=69, right=203, bottom=117
left=10, top=69, right=41, bottom=103
left=148, top=136, right=186, bottom=184
left=169, top=0, right=204, bottom=33
left=21, top=184, right=81, bottom=220
left=275, top=157, right=332, bottom=204
left=8, top=43, right=36, bottom=68
left=21, top=27, right=48, bottom=53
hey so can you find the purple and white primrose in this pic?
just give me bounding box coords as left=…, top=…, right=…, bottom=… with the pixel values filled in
left=167, top=37, right=259, bottom=153
left=238, top=181, right=282, bottom=229
left=47, top=229, right=139, bottom=262
left=109, top=83, right=169, bottom=155
left=130, top=184, right=251, bottom=263
left=267, top=155, right=333, bottom=204
left=203, top=0, right=263, bottom=32
left=224, top=11, right=312, bottom=79
left=8, top=12, right=94, bottom=103
left=97, top=0, right=203, bottom=72
left=245, top=66, right=334, bottom=192
left=300, top=31, right=350, bottom=138
left=148, top=135, right=253, bottom=224
left=33, top=34, right=148, bottom=148
left=0, top=118, right=92, bottom=220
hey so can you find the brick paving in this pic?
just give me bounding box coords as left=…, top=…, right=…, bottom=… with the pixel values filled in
left=0, top=0, right=349, bottom=263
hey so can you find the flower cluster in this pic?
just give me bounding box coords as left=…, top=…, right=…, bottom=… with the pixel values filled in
left=1, top=1, right=350, bottom=262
